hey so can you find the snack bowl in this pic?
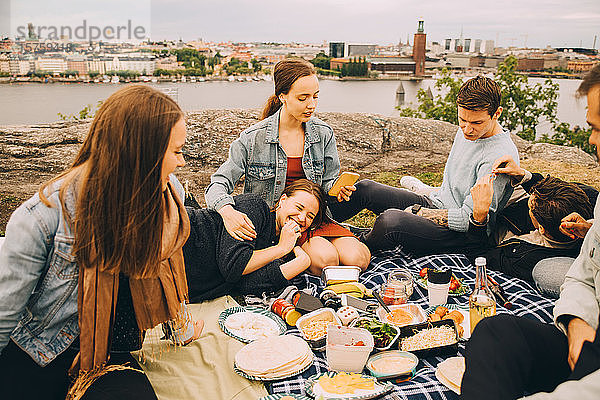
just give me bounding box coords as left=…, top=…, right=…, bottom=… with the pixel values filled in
left=397, top=319, right=459, bottom=358
left=376, top=304, right=427, bottom=327
left=325, top=325, right=374, bottom=373
left=350, top=316, right=400, bottom=351
left=321, top=266, right=361, bottom=285
left=296, top=308, right=342, bottom=351
left=366, top=350, right=419, bottom=380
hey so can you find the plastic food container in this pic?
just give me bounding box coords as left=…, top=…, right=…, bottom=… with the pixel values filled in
left=397, top=319, right=459, bottom=358
left=326, top=325, right=374, bottom=373
left=387, top=269, right=414, bottom=298
left=350, top=316, right=400, bottom=351
left=321, top=266, right=361, bottom=285
left=376, top=304, right=427, bottom=327
left=296, top=308, right=342, bottom=351
left=366, top=350, right=419, bottom=380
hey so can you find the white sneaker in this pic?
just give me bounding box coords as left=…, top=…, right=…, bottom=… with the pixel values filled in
left=400, top=176, right=435, bottom=196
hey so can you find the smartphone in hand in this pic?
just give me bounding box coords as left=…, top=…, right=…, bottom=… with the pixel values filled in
left=328, top=172, right=360, bottom=197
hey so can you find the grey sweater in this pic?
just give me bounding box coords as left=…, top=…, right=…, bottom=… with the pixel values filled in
left=429, top=127, right=519, bottom=232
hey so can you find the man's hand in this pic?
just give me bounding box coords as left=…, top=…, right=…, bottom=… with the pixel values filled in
left=560, top=212, right=592, bottom=239
left=470, top=174, right=494, bottom=223
left=492, top=155, right=525, bottom=179
left=218, top=204, right=257, bottom=241
left=336, top=185, right=356, bottom=202
left=567, top=317, right=596, bottom=369
left=278, top=220, right=301, bottom=254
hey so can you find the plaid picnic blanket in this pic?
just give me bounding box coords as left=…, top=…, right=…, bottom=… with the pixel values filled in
left=267, top=246, right=556, bottom=399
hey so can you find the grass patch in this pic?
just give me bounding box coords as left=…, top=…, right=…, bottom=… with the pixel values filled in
left=344, top=169, right=445, bottom=228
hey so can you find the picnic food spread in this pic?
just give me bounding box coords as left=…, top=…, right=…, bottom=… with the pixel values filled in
left=226, top=258, right=510, bottom=398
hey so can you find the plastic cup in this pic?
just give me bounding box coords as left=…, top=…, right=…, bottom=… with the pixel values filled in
left=427, top=281, right=450, bottom=306
left=427, top=267, right=451, bottom=306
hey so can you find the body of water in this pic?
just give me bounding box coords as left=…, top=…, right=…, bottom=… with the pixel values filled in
left=0, top=78, right=587, bottom=134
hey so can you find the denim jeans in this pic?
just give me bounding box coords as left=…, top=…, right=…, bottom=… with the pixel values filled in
left=532, top=257, right=575, bottom=299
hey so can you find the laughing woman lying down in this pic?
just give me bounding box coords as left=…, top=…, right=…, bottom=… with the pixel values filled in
left=0, top=85, right=202, bottom=400
left=184, top=179, right=328, bottom=302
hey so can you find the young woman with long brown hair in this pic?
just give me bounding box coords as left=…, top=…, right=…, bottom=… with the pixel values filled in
left=205, top=58, right=371, bottom=275
left=0, top=85, right=202, bottom=399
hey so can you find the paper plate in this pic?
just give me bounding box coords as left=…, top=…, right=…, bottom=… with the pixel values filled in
left=424, top=304, right=471, bottom=340
left=415, top=275, right=469, bottom=296
left=234, top=355, right=313, bottom=381
left=258, top=395, right=311, bottom=400
left=305, top=371, right=394, bottom=400
left=218, top=306, right=286, bottom=343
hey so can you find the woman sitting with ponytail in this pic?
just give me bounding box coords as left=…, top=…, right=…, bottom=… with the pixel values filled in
left=204, top=58, right=371, bottom=275
left=0, top=85, right=202, bottom=400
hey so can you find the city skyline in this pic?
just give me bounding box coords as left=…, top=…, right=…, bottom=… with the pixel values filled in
left=5, top=0, right=600, bottom=49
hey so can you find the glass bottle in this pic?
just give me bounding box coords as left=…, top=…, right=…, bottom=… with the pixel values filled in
left=469, top=257, right=496, bottom=334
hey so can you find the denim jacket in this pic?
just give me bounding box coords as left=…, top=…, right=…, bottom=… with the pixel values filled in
left=204, top=109, right=341, bottom=210
left=0, top=175, right=185, bottom=366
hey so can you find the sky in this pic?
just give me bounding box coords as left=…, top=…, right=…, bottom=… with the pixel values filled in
left=4, top=0, right=600, bottom=48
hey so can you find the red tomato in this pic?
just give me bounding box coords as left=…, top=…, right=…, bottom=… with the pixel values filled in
left=449, top=280, right=460, bottom=292
left=419, top=267, right=428, bottom=278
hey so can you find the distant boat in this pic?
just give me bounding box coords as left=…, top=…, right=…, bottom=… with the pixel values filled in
left=227, top=76, right=235, bottom=82
left=110, top=75, right=119, bottom=83
left=198, top=77, right=205, bottom=82
left=171, top=77, right=177, bottom=82
left=142, top=76, right=151, bottom=82
left=237, top=76, right=244, bottom=82
left=102, top=76, right=110, bottom=83
left=190, top=76, right=196, bottom=82
left=245, top=76, right=252, bottom=82
left=93, top=78, right=100, bottom=83
left=151, top=77, right=158, bottom=83
left=181, top=76, right=186, bottom=83
left=252, top=76, right=259, bottom=81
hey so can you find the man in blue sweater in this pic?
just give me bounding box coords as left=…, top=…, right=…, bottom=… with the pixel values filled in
left=361, top=76, right=519, bottom=256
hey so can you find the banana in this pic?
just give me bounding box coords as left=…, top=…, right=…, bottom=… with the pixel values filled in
left=326, top=282, right=373, bottom=298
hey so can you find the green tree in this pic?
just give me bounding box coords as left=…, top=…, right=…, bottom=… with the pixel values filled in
left=398, top=57, right=560, bottom=142
left=251, top=59, right=262, bottom=73
left=310, top=52, right=331, bottom=70
left=494, top=55, right=559, bottom=141
left=539, top=123, right=594, bottom=155
left=398, top=68, right=462, bottom=123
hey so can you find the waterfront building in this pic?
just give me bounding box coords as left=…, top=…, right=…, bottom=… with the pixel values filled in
left=412, top=20, right=426, bottom=76
left=444, top=39, right=451, bottom=51
left=369, top=56, right=415, bottom=76
left=568, top=59, right=598, bottom=73
left=155, top=55, right=180, bottom=71
left=66, top=56, right=88, bottom=75
left=484, top=40, right=495, bottom=55
left=347, top=44, right=376, bottom=56
left=516, top=57, right=544, bottom=71
left=329, top=57, right=350, bottom=71
left=329, top=42, right=345, bottom=58
left=35, top=55, right=67, bottom=74
left=0, top=38, right=13, bottom=52
left=445, top=54, right=471, bottom=68
left=474, top=39, right=482, bottom=53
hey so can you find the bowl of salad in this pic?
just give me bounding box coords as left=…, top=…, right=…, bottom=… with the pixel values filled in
left=350, top=317, right=400, bottom=351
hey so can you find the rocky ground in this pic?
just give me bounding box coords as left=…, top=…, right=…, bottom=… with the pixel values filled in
left=1, top=109, right=598, bottom=233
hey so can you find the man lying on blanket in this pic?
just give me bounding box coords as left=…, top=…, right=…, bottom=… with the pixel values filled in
left=462, top=63, right=600, bottom=400
left=466, top=161, right=594, bottom=297
left=360, top=76, right=519, bottom=256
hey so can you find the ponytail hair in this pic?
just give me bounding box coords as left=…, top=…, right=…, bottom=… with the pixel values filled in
left=261, top=58, right=316, bottom=120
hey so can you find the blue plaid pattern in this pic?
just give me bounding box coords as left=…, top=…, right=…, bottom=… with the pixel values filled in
left=267, top=246, right=556, bottom=399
